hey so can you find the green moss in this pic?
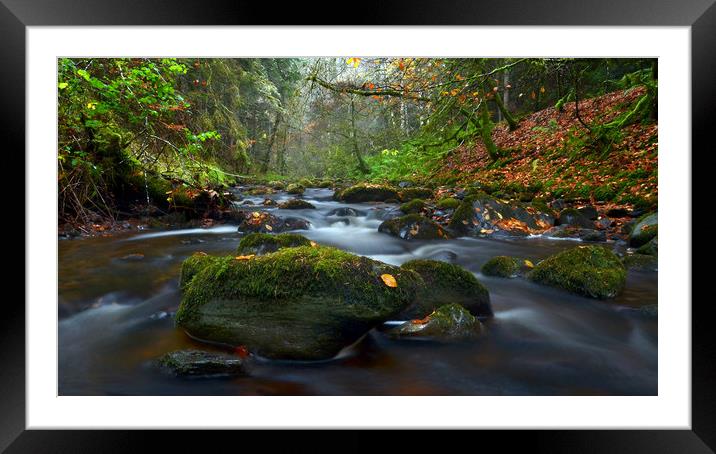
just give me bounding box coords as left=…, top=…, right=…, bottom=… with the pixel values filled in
left=528, top=245, right=626, bottom=299
left=391, top=303, right=483, bottom=339
left=236, top=233, right=312, bottom=255
left=278, top=199, right=316, bottom=209
left=286, top=183, right=305, bottom=195
left=636, top=236, right=658, bottom=256
left=267, top=180, right=285, bottom=190
left=622, top=254, right=658, bottom=271
left=629, top=212, right=658, bottom=247
left=339, top=183, right=399, bottom=203
left=531, top=198, right=554, bottom=215
left=448, top=196, right=476, bottom=231
left=400, top=259, right=492, bottom=318
left=180, top=253, right=220, bottom=290
left=436, top=197, right=460, bottom=210
left=400, top=187, right=433, bottom=201
left=481, top=256, right=523, bottom=278
left=297, top=178, right=314, bottom=188
left=175, top=246, right=423, bottom=359
left=400, top=198, right=425, bottom=214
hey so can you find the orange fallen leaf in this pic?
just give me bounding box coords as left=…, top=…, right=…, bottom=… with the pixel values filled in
left=524, top=259, right=534, bottom=268
left=381, top=274, right=398, bottom=288
left=264, top=224, right=273, bottom=231
left=310, top=241, right=318, bottom=247
left=235, top=254, right=255, bottom=261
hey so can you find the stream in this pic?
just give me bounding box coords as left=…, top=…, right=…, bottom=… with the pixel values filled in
left=59, top=188, right=657, bottom=395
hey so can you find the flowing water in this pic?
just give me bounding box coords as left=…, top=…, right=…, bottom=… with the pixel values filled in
left=58, top=188, right=657, bottom=395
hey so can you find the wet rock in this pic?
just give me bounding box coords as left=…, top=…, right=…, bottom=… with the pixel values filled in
left=176, top=246, right=423, bottom=360
left=481, top=256, right=531, bottom=278
left=398, top=181, right=412, bottom=188
left=577, top=206, right=598, bottom=220
left=158, top=350, right=247, bottom=377
left=286, top=183, right=305, bottom=195
left=399, top=198, right=426, bottom=214
left=262, top=198, right=277, bottom=206
left=595, top=217, right=612, bottom=230
left=267, top=181, right=285, bottom=190
left=278, top=199, right=316, bottom=209
left=388, top=304, right=484, bottom=339
left=398, top=259, right=492, bottom=319
left=400, top=187, right=433, bottom=201
left=180, top=238, right=206, bottom=245
left=636, top=236, right=658, bottom=256
left=242, top=200, right=255, bottom=205
left=326, top=207, right=365, bottom=217
left=448, top=195, right=554, bottom=237
left=528, top=245, right=626, bottom=299
left=238, top=211, right=310, bottom=233
left=551, top=199, right=567, bottom=211
left=425, top=249, right=458, bottom=263
left=120, top=253, right=145, bottom=261
left=629, top=212, right=657, bottom=247
left=378, top=214, right=450, bottom=240
left=556, top=208, right=594, bottom=228
left=338, top=183, right=400, bottom=203
left=236, top=232, right=312, bottom=255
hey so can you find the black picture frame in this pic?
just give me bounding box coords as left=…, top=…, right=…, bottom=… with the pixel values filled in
left=3, top=0, right=712, bottom=451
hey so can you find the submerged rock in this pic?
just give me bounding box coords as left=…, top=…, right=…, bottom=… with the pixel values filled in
left=278, top=199, right=316, bottom=209
left=175, top=246, right=423, bottom=360
left=481, top=256, right=530, bottom=278
left=448, top=194, right=554, bottom=237
left=528, top=245, right=626, bottom=299
left=542, top=225, right=607, bottom=242
left=636, top=236, right=658, bottom=256
left=378, top=214, right=450, bottom=240
left=388, top=304, right=484, bottom=339
left=622, top=253, right=658, bottom=271
left=398, top=259, right=492, bottom=319
left=326, top=207, right=365, bottom=217
left=237, top=232, right=312, bottom=255
left=158, top=350, right=247, bottom=377
left=338, top=183, right=400, bottom=203
left=238, top=211, right=310, bottom=233
left=629, top=212, right=658, bottom=247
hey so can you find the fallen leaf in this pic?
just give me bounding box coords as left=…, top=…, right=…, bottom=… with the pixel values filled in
left=310, top=241, right=318, bottom=247
left=524, top=259, right=534, bottom=268
left=381, top=274, right=398, bottom=288
left=235, top=255, right=255, bottom=261
left=264, top=224, right=273, bottom=231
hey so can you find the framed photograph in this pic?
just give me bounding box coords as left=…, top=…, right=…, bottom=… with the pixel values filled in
left=5, top=0, right=712, bottom=450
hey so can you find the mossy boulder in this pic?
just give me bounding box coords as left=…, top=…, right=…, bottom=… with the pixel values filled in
left=378, top=214, right=450, bottom=240
left=398, top=259, right=492, bottom=319
left=399, top=198, right=426, bottom=214
left=482, top=256, right=530, bottom=278
left=286, top=183, right=305, bottom=195
left=297, top=178, right=314, bottom=188
left=326, top=207, right=365, bottom=217
left=388, top=303, right=484, bottom=339
left=629, top=212, right=658, bottom=247
left=237, top=233, right=312, bottom=255
left=338, top=183, right=400, bottom=203
left=557, top=208, right=595, bottom=228
left=158, top=350, right=247, bottom=377
left=175, top=246, right=423, bottom=360
left=179, top=253, right=218, bottom=290
left=400, top=187, right=433, bottom=201
left=436, top=197, right=460, bottom=210
left=267, top=181, right=285, bottom=190
left=278, top=199, right=316, bottom=209
left=448, top=195, right=554, bottom=237
left=528, top=245, right=626, bottom=299
left=636, top=236, right=658, bottom=256
left=238, top=211, right=310, bottom=233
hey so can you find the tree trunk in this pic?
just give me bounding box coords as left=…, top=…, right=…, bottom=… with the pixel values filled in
left=494, top=91, right=518, bottom=131
left=351, top=97, right=370, bottom=174
left=260, top=111, right=281, bottom=173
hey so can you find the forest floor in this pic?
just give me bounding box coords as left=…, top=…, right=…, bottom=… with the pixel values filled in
left=431, top=86, right=658, bottom=209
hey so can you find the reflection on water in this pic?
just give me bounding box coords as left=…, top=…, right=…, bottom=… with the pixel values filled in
left=59, top=188, right=657, bottom=395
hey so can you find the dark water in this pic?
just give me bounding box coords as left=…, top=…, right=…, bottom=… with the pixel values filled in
left=58, top=188, right=657, bottom=395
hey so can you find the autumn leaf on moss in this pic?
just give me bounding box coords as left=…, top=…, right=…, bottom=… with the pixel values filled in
left=381, top=274, right=398, bottom=287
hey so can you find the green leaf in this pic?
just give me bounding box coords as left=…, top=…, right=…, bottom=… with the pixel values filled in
left=58, top=82, right=68, bottom=90
left=76, top=69, right=90, bottom=81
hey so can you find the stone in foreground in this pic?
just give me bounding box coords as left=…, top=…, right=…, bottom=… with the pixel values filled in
left=398, top=259, right=492, bottom=319
left=528, top=245, right=626, bottom=299
left=176, top=246, right=423, bottom=360
left=388, top=304, right=484, bottom=339
left=158, top=350, right=247, bottom=377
